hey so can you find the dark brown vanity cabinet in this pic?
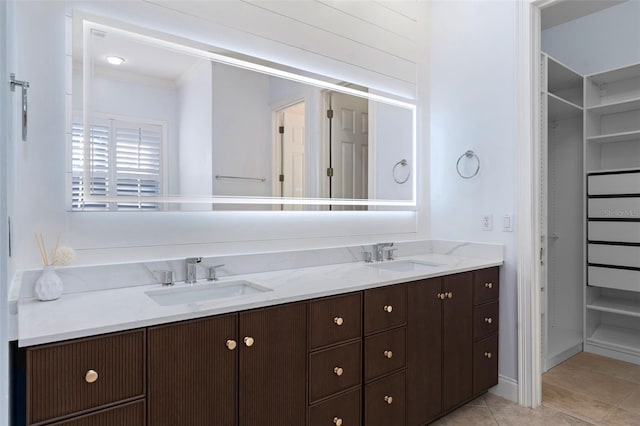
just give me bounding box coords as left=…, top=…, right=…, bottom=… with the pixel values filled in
left=25, top=330, right=146, bottom=426
left=407, top=267, right=499, bottom=426
left=363, top=285, right=407, bottom=426
left=308, top=293, right=363, bottom=426
left=17, top=265, right=500, bottom=426
left=148, top=302, right=307, bottom=426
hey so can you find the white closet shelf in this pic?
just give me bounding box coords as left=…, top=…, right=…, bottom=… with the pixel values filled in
left=587, top=63, right=640, bottom=86
left=586, top=166, right=640, bottom=174
left=587, top=297, right=640, bottom=317
left=586, top=130, right=640, bottom=144
left=586, top=97, right=640, bottom=116
left=547, top=92, right=582, bottom=121
left=587, top=324, right=640, bottom=355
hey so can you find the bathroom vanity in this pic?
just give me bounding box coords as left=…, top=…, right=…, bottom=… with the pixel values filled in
left=10, top=250, right=500, bottom=426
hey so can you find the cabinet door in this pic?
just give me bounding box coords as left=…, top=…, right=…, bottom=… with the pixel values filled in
left=148, top=314, right=238, bottom=426
left=442, top=273, right=473, bottom=411
left=407, top=278, right=442, bottom=426
left=239, top=302, right=307, bottom=426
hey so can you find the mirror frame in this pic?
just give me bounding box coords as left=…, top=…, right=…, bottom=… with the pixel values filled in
left=80, top=18, right=417, bottom=208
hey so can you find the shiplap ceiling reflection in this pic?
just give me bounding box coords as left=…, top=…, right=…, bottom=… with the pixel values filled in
left=143, top=0, right=419, bottom=98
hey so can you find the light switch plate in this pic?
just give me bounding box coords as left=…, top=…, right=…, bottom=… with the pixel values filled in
left=503, top=214, right=513, bottom=232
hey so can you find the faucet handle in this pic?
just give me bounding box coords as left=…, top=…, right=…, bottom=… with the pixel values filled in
left=363, top=251, right=373, bottom=263
left=386, top=249, right=398, bottom=261
left=187, top=257, right=202, bottom=264
left=156, top=270, right=174, bottom=286
left=207, top=264, right=226, bottom=281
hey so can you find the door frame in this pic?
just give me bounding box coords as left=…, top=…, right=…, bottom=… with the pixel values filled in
left=516, top=0, right=564, bottom=409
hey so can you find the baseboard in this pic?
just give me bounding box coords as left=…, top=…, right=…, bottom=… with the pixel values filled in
left=585, top=343, right=640, bottom=366
left=488, top=375, right=518, bottom=402
left=544, top=342, right=582, bottom=372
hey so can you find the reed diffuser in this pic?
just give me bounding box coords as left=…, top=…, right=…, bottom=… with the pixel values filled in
left=34, top=233, right=75, bottom=301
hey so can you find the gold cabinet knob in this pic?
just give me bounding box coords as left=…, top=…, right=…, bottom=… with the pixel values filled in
left=484, top=317, right=493, bottom=324
left=437, top=293, right=442, bottom=300
left=384, top=350, right=393, bottom=359
left=484, top=351, right=492, bottom=359
left=85, top=369, right=98, bottom=384
left=226, top=339, right=237, bottom=350
left=334, top=317, right=344, bottom=326
left=384, top=395, right=393, bottom=405
left=447, top=292, right=453, bottom=299
left=244, top=336, right=254, bottom=347
left=485, top=282, right=493, bottom=289
left=333, top=417, right=343, bottom=426
left=383, top=305, right=393, bottom=313
left=333, top=366, right=344, bottom=376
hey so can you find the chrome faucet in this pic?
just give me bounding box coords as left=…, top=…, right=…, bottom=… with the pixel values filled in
left=207, top=264, right=225, bottom=281
left=375, top=243, right=394, bottom=262
left=185, top=257, right=202, bottom=284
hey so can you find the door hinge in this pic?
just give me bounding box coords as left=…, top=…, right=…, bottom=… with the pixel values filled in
left=540, top=247, right=544, bottom=265
left=279, top=174, right=284, bottom=182
left=326, top=167, right=334, bottom=177
left=7, top=216, right=12, bottom=257
left=278, top=126, right=284, bottom=134
left=326, top=109, right=334, bottom=119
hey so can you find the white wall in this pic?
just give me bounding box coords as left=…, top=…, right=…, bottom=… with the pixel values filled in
left=428, top=1, right=518, bottom=382
left=7, top=0, right=426, bottom=269
left=542, top=0, right=640, bottom=75
left=178, top=59, right=213, bottom=203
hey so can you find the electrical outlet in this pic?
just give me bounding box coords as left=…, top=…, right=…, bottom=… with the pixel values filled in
left=503, top=214, right=514, bottom=232
left=481, top=214, right=493, bottom=231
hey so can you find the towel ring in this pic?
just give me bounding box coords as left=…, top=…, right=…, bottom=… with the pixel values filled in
left=456, top=150, right=480, bottom=179
left=393, top=159, right=410, bottom=184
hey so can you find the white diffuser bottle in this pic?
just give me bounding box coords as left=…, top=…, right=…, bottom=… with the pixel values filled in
left=34, top=266, right=63, bottom=301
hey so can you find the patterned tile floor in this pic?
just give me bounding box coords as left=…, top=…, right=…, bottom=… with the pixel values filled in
left=432, top=352, right=640, bottom=425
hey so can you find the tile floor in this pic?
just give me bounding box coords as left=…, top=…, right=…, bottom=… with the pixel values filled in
left=432, top=352, right=640, bottom=425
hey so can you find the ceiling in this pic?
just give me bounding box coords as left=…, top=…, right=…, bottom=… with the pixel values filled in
left=541, top=0, right=628, bottom=30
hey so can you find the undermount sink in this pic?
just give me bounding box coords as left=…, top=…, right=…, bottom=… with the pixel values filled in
left=368, top=260, right=443, bottom=272
left=145, top=280, right=272, bottom=306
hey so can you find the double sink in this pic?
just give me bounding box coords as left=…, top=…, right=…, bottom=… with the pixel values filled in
left=145, top=259, right=443, bottom=307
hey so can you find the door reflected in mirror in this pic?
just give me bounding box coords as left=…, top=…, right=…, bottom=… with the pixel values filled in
left=72, top=18, right=416, bottom=210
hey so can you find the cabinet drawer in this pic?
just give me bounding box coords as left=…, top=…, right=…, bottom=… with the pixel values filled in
left=473, top=267, right=499, bottom=305
left=309, top=292, right=362, bottom=350
left=309, top=389, right=361, bottom=426
left=27, top=330, right=145, bottom=425
left=588, top=171, right=640, bottom=196
left=309, top=341, right=362, bottom=403
left=364, top=328, right=406, bottom=382
left=364, top=285, right=407, bottom=335
left=364, top=371, right=406, bottom=426
left=588, top=266, right=640, bottom=292
left=48, top=400, right=145, bottom=426
left=473, top=301, right=499, bottom=340
left=473, top=335, right=499, bottom=395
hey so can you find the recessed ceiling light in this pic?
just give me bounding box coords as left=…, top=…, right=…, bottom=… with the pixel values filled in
left=106, top=56, right=125, bottom=66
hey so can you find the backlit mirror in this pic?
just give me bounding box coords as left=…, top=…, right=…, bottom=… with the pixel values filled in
left=72, top=18, right=416, bottom=210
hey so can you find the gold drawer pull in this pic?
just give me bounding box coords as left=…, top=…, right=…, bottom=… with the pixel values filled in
left=384, top=350, right=393, bottom=359
left=334, top=317, right=344, bottom=326
left=334, top=366, right=344, bottom=376
left=383, top=305, right=393, bottom=313
left=333, top=417, right=343, bottom=426
left=226, top=339, right=237, bottom=350
left=437, top=293, right=444, bottom=300
left=85, top=369, right=98, bottom=384
left=384, top=395, right=393, bottom=405
left=447, top=292, right=453, bottom=299
left=485, top=282, right=493, bottom=289
left=484, top=351, right=492, bottom=359
left=484, top=317, right=493, bottom=324
left=244, top=336, right=254, bottom=347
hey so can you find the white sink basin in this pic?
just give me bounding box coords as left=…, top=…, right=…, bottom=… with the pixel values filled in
left=145, top=280, right=272, bottom=306
left=368, top=260, right=443, bottom=272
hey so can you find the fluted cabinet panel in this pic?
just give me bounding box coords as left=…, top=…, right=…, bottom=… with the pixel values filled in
left=148, top=314, right=238, bottom=426
left=27, top=330, right=145, bottom=425
left=49, top=400, right=145, bottom=426
left=239, top=302, right=307, bottom=426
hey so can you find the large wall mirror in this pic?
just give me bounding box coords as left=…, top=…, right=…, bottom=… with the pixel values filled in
left=72, top=16, right=416, bottom=211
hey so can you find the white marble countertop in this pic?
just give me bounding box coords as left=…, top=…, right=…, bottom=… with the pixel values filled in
left=17, top=252, right=502, bottom=347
